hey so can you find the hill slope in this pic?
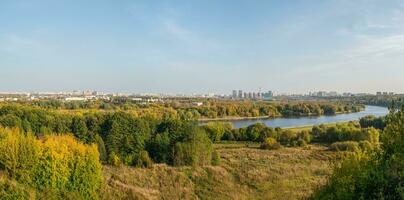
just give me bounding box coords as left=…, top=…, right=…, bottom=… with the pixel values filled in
left=101, top=144, right=335, bottom=200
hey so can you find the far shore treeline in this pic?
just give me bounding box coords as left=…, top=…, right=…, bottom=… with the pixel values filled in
left=9, top=98, right=365, bottom=119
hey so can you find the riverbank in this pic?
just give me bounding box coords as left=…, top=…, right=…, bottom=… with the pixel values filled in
left=200, top=106, right=388, bottom=129
left=198, top=115, right=275, bottom=122
left=284, top=121, right=352, bottom=132
left=198, top=110, right=361, bottom=122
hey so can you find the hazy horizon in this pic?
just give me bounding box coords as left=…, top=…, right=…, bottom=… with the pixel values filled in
left=1, top=0, right=404, bottom=94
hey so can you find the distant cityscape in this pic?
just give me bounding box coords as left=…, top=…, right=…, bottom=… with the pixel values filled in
left=0, top=89, right=400, bottom=103
left=231, top=90, right=273, bottom=100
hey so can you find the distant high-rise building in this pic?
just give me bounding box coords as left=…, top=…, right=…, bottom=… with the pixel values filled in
left=232, top=90, right=237, bottom=98
left=329, top=91, right=338, bottom=96
left=238, top=90, right=243, bottom=99
left=318, top=91, right=326, bottom=97
left=376, top=92, right=382, bottom=96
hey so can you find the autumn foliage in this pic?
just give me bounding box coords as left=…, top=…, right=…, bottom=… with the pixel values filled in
left=0, top=127, right=102, bottom=199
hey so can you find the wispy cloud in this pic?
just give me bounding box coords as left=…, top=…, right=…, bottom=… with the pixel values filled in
left=161, top=18, right=219, bottom=50
left=1, top=34, right=38, bottom=52
left=349, top=34, right=404, bottom=58
left=162, top=19, right=193, bottom=43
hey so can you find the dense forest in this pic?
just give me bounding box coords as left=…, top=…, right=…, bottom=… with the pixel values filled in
left=0, top=104, right=218, bottom=168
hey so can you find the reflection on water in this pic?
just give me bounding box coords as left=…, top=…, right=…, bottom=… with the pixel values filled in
left=209, top=106, right=389, bottom=129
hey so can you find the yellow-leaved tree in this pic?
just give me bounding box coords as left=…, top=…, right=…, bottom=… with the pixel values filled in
left=0, top=127, right=102, bottom=199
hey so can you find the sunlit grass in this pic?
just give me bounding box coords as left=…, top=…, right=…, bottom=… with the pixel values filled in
left=102, top=144, right=336, bottom=200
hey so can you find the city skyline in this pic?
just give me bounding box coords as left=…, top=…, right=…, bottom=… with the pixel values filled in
left=0, top=88, right=398, bottom=97
left=1, top=0, right=404, bottom=94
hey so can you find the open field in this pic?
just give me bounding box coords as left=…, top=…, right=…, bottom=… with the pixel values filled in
left=101, top=144, right=336, bottom=200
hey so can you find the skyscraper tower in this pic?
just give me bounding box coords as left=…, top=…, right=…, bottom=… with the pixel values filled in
left=238, top=90, right=243, bottom=99
left=232, top=90, right=237, bottom=99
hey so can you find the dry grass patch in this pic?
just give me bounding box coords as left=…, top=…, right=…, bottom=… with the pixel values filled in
left=101, top=144, right=336, bottom=200
left=218, top=145, right=334, bottom=200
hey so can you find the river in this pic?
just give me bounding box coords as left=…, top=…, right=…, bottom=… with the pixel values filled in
left=204, top=105, right=389, bottom=129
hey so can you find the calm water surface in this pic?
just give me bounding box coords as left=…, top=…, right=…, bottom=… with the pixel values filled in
left=210, top=106, right=389, bottom=129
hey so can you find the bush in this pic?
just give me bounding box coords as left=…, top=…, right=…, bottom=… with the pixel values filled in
left=203, top=122, right=233, bottom=142
left=297, top=130, right=312, bottom=143
left=246, top=123, right=266, bottom=142
left=312, top=122, right=380, bottom=144
left=358, top=141, right=376, bottom=152
left=278, top=130, right=297, bottom=146
left=329, top=141, right=360, bottom=152
left=95, top=135, right=107, bottom=163
left=133, top=150, right=153, bottom=168
left=108, top=152, right=121, bottom=167
left=0, top=175, right=35, bottom=200
left=260, top=138, right=281, bottom=150
left=211, top=151, right=221, bottom=166
left=173, top=127, right=213, bottom=167
left=0, top=128, right=40, bottom=184
left=359, top=115, right=386, bottom=130
left=0, top=114, right=22, bottom=130
left=296, top=138, right=307, bottom=147
left=311, top=151, right=377, bottom=200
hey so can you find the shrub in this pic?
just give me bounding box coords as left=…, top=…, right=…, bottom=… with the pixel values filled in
left=133, top=150, right=153, bottom=168
left=0, top=128, right=40, bottom=184
left=211, top=151, right=221, bottom=166
left=260, top=138, right=281, bottom=150
left=203, top=122, right=232, bottom=142
left=312, top=122, right=380, bottom=144
left=173, top=128, right=213, bottom=166
left=108, top=152, right=121, bottom=167
left=0, top=175, right=35, bottom=200
left=296, top=138, right=307, bottom=147
left=358, top=141, right=375, bottom=152
left=278, top=130, right=297, bottom=146
left=95, top=135, right=107, bottom=163
left=311, top=151, right=377, bottom=200
left=329, top=141, right=359, bottom=152
left=297, top=130, right=312, bottom=143
left=148, top=132, right=171, bottom=164
left=359, top=115, right=386, bottom=130
left=0, top=114, right=22, bottom=130
left=246, top=123, right=266, bottom=142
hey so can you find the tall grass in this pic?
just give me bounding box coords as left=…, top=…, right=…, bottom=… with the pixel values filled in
left=101, top=144, right=336, bottom=200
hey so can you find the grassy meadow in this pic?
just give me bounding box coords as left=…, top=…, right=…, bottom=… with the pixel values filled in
left=101, top=144, right=337, bottom=200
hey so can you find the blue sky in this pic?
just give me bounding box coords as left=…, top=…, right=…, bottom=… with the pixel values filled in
left=1, top=0, right=403, bottom=94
